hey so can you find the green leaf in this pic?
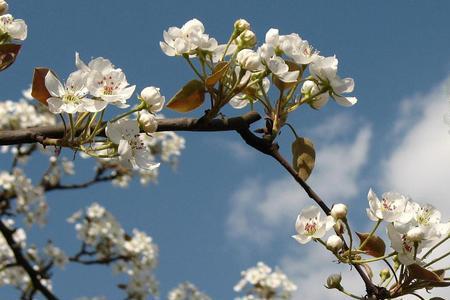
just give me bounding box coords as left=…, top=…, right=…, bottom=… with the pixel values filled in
left=31, top=68, right=56, bottom=105
left=0, top=44, right=21, bottom=72
left=166, top=80, right=205, bottom=113
left=205, top=62, right=229, bottom=88
left=291, top=137, right=315, bottom=181
left=356, top=232, right=386, bottom=258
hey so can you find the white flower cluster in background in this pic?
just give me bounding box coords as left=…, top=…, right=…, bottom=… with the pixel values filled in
left=167, top=282, right=211, bottom=300
left=0, top=98, right=56, bottom=131
left=0, top=168, right=47, bottom=226
left=0, top=219, right=64, bottom=293
left=233, top=262, right=297, bottom=300
left=68, top=203, right=159, bottom=299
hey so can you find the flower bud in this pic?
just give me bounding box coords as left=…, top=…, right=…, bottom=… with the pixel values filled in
left=333, top=219, right=345, bottom=235
left=140, top=86, right=165, bottom=113
left=234, top=19, right=250, bottom=34
left=331, top=203, right=348, bottom=220
left=406, top=227, right=425, bottom=242
left=138, top=111, right=158, bottom=133
left=379, top=268, right=391, bottom=282
left=237, top=30, right=257, bottom=48
left=0, top=1, right=8, bottom=15
left=236, top=49, right=264, bottom=72
left=325, top=273, right=342, bottom=290
left=326, top=235, right=344, bottom=252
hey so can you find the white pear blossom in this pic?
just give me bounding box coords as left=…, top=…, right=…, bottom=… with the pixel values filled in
left=366, top=188, right=412, bottom=223
left=309, top=55, right=357, bottom=107
left=140, top=86, right=165, bottom=113
left=168, top=282, right=211, bottom=300
left=279, top=33, right=319, bottom=65
left=160, top=19, right=217, bottom=57
left=234, top=262, right=297, bottom=300
left=292, top=205, right=335, bottom=244
left=0, top=14, right=27, bottom=41
left=387, top=223, right=432, bottom=266
left=106, top=119, right=160, bottom=170
left=45, top=71, right=89, bottom=114
left=70, top=203, right=159, bottom=299
left=236, top=49, right=264, bottom=72
left=76, top=52, right=135, bottom=110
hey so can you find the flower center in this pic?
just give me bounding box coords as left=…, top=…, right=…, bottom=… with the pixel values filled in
left=402, top=236, right=413, bottom=253
left=62, top=94, right=80, bottom=105
left=97, top=76, right=119, bottom=95
left=381, top=198, right=396, bottom=211
left=417, top=208, right=432, bottom=225
left=304, top=218, right=318, bottom=235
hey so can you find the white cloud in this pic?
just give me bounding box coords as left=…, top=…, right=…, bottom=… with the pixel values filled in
left=381, top=78, right=450, bottom=216
left=226, top=114, right=372, bottom=245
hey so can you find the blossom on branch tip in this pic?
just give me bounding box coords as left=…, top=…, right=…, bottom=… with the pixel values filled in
left=292, top=205, right=335, bottom=244
left=309, top=55, right=357, bottom=107
left=160, top=19, right=217, bottom=57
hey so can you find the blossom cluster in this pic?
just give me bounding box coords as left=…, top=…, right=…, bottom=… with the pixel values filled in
left=293, top=188, right=450, bottom=298
left=167, top=282, right=211, bottom=300
left=160, top=18, right=357, bottom=113
left=233, top=262, right=297, bottom=300
left=68, top=203, right=159, bottom=299
left=0, top=219, right=66, bottom=293
left=0, top=168, right=47, bottom=225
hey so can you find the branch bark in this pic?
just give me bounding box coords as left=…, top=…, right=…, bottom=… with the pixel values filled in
left=0, top=220, right=58, bottom=300
left=0, top=112, right=261, bottom=145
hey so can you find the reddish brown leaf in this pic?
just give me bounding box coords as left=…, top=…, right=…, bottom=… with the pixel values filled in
left=166, top=80, right=205, bottom=113
left=356, top=232, right=386, bottom=257
left=0, top=44, right=21, bottom=72
left=31, top=68, right=54, bottom=105
left=407, top=264, right=441, bottom=282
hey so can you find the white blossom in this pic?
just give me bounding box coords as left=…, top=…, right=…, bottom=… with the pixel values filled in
left=45, top=71, right=89, bottom=114
left=106, top=119, right=160, bottom=170
left=366, top=188, right=412, bottom=223
left=309, top=55, right=357, bottom=107
left=76, top=52, right=136, bottom=110
left=168, top=282, right=211, bottom=300
left=234, top=262, right=297, bottom=300
left=160, top=19, right=217, bottom=57
left=292, top=205, right=334, bottom=244
left=0, top=14, right=27, bottom=41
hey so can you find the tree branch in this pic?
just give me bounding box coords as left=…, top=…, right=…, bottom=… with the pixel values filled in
left=0, top=112, right=261, bottom=145
left=0, top=220, right=58, bottom=300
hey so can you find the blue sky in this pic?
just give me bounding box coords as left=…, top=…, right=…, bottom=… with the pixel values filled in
left=1, top=0, right=450, bottom=299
